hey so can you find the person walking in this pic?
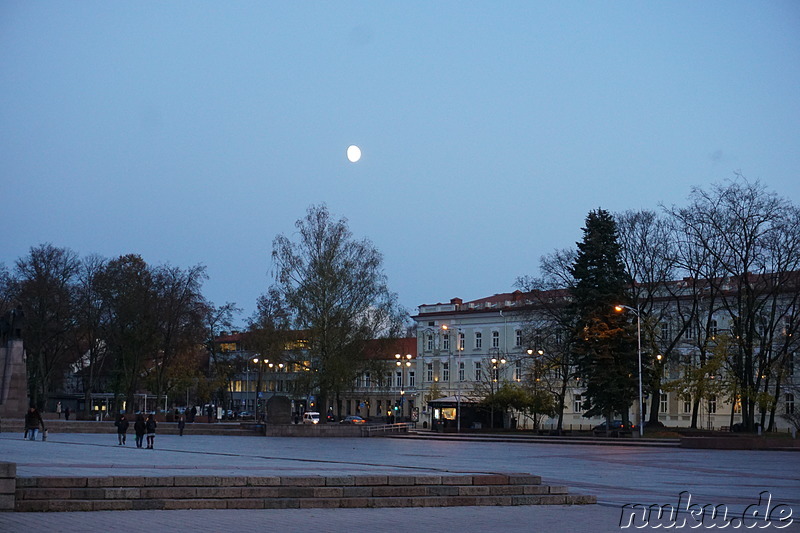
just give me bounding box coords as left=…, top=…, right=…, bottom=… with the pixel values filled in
left=134, top=414, right=146, bottom=448
left=145, top=413, right=157, bottom=449
left=56, top=401, right=62, bottom=419
left=64, top=406, right=70, bottom=420
left=24, top=407, right=45, bottom=441
left=115, top=414, right=129, bottom=445
left=178, top=415, right=185, bottom=436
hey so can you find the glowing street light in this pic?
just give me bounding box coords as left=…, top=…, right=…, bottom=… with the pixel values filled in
left=614, top=304, right=644, bottom=437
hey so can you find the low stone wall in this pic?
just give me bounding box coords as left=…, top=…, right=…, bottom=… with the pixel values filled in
left=0, top=462, right=15, bottom=511
left=264, top=424, right=363, bottom=437
left=681, top=437, right=800, bottom=450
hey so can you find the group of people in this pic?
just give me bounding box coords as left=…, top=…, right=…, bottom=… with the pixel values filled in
left=116, top=413, right=158, bottom=448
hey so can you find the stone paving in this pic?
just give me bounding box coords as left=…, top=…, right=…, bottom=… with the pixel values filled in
left=0, top=431, right=798, bottom=532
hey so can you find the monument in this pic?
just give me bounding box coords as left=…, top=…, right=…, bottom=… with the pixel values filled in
left=0, top=306, right=29, bottom=418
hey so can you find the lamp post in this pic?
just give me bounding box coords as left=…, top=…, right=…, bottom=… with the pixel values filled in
left=489, top=354, right=506, bottom=429
left=614, top=304, right=644, bottom=437
left=395, top=353, right=413, bottom=421
left=252, top=357, right=268, bottom=422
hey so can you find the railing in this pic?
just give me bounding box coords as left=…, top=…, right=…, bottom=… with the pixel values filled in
left=361, top=422, right=414, bottom=437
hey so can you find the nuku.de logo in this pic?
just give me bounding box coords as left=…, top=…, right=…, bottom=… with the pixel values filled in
left=619, top=491, right=794, bottom=529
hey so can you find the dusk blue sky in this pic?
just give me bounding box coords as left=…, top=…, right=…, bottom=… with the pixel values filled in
left=2, top=2, right=799, bottom=324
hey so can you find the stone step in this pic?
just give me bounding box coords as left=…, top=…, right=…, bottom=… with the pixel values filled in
left=14, top=474, right=596, bottom=512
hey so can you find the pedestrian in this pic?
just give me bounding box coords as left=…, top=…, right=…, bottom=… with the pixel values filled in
left=56, top=401, right=62, bottom=419
left=134, top=414, right=146, bottom=448
left=178, top=415, right=185, bottom=436
left=24, top=407, right=45, bottom=441
left=145, top=413, right=157, bottom=449
left=64, top=406, right=71, bottom=420
left=190, top=405, right=197, bottom=423
left=115, top=414, right=129, bottom=445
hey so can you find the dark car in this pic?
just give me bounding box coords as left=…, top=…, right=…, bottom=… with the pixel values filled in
left=592, top=420, right=634, bottom=437
left=340, top=416, right=366, bottom=425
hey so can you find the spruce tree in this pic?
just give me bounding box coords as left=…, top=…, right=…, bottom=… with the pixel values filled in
left=569, top=209, right=638, bottom=423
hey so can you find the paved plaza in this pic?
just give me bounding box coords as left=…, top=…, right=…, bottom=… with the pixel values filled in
left=0, top=431, right=798, bottom=532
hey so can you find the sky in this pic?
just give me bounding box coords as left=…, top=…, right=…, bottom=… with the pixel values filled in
left=2, top=2, right=799, bottom=325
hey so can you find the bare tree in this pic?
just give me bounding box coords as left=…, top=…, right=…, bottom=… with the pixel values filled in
left=71, top=254, right=109, bottom=418
left=148, top=264, right=208, bottom=410
left=671, top=177, right=800, bottom=431
left=516, top=249, right=577, bottom=434
left=14, top=244, right=80, bottom=409
left=271, top=204, right=406, bottom=415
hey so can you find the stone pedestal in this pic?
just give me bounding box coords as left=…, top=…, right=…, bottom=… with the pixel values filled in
left=0, top=340, right=28, bottom=419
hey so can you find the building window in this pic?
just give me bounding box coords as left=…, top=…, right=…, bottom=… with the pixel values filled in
left=573, top=394, right=583, bottom=413
left=442, top=362, right=449, bottom=382
left=458, top=361, right=465, bottom=381
left=786, top=393, right=795, bottom=414
left=683, top=400, right=692, bottom=414
left=364, top=372, right=371, bottom=388
left=709, top=319, right=718, bottom=338
left=492, top=331, right=500, bottom=348
left=408, top=371, right=415, bottom=388
left=514, top=360, right=522, bottom=382
left=475, top=332, right=482, bottom=349
left=515, top=330, right=522, bottom=347
left=685, top=323, right=694, bottom=341
left=708, top=395, right=717, bottom=414
left=426, top=333, right=434, bottom=352
left=395, top=371, right=402, bottom=388
left=442, top=334, right=450, bottom=351
left=660, top=393, right=668, bottom=413
left=458, top=332, right=465, bottom=351
left=475, top=361, right=482, bottom=381
left=426, top=363, right=433, bottom=382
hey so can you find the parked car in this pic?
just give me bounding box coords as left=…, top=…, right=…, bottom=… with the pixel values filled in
left=302, top=411, right=320, bottom=424
left=592, top=420, right=634, bottom=437
left=339, top=416, right=366, bottom=425
left=238, top=411, right=253, bottom=420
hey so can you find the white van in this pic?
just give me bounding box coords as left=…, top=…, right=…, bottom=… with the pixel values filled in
left=302, top=411, right=320, bottom=424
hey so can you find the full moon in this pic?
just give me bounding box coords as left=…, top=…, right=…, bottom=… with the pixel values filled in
left=346, top=145, right=362, bottom=163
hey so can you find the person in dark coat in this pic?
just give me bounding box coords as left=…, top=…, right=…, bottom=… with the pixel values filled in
left=24, top=407, right=45, bottom=441
left=178, top=415, right=186, bottom=436
left=115, top=414, right=130, bottom=445
left=64, top=406, right=71, bottom=420
left=145, top=413, right=157, bottom=449
left=134, top=414, right=146, bottom=448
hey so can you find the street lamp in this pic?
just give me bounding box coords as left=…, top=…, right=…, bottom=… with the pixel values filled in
left=395, top=353, right=413, bottom=421
left=489, top=354, right=506, bottom=429
left=614, top=304, right=644, bottom=437
left=252, top=357, right=268, bottom=422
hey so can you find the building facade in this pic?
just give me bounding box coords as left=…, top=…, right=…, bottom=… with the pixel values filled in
left=411, top=285, right=799, bottom=432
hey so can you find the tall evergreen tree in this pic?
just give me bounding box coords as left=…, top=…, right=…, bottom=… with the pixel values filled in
left=570, top=209, right=638, bottom=423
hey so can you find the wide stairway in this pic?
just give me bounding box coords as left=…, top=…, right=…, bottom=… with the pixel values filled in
left=14, top=473, right=596, bottom=511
